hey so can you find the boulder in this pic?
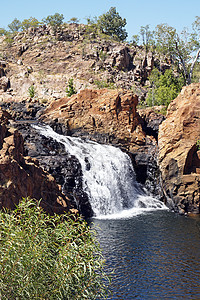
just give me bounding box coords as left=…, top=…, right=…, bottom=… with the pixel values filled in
left=158, top=83, right=200, bottom=214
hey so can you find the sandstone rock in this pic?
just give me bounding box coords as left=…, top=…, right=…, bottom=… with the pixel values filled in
left=0, top=111, right=73, bottom=214
left=41, top=88, right=144, bottom=151
left=158, top=83, right=200, bottom=213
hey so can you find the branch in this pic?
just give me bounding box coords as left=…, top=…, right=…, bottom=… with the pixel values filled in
left=189, top=47, right=200, bottom=83
left=175, top=40, right=188, bottom=84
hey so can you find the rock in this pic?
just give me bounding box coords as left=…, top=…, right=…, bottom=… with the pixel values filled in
left=0, top=77, right=10, bottom=92
left=41, top=88, right=143, bottom=151
left=158, top=83, right=200, bottom=213
left=12, top=122, right=93, bottom=217
left=138, top=107, right=165, bottom=140
left=0, top=111, right=73, bottom=215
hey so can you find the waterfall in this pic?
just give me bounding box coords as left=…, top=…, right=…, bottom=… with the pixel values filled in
left=33, top=125, right=167, bottom=218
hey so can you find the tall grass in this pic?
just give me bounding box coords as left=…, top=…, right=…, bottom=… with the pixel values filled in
left=0, top=198, right=109, bottom=299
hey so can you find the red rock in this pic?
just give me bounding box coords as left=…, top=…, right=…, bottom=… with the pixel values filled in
left=158, top=83, right=200, bottom=213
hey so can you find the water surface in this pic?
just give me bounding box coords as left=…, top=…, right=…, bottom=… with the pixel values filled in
left=92, top=210, right=200, bottom=299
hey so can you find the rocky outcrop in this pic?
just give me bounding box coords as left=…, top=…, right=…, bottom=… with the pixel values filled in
left=158, top=83, right=200, bottom=214
left=0, top=109, right=73, bottom=214
left=41, top=88, right=144, bottom=151
left=0, top=24, right=164, bottom=102
left=14, top=122, right=93, bottom=217
left=0, top=61, right=10, bottom=92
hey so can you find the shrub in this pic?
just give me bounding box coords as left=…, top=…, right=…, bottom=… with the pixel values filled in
left=66, top=78, right=77, bottom=97
left=0, top=198, right=109, bottom=299
left=146, top=68, right=184, bottom=106
left=28, top=85, right=35, bottom=98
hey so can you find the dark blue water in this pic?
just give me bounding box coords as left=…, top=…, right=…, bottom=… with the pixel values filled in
left=92, top=210, right=200, bottom=299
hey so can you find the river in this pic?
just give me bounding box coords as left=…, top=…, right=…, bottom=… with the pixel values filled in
left=92, top=211, right=200, bottom=299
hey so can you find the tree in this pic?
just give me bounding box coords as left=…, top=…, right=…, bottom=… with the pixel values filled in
left=42, top=13, right=64, bottom=33
left=146, top=68, right=184, bottom=106
left=154, top=18, right=200, bottom=85
left=8, top=18, right=22, bottom=33
left=97, top=7, right=127, bottom=41
left=139, top=25, right=154, bottom=52
left=21, top=17, right=40, bottom=30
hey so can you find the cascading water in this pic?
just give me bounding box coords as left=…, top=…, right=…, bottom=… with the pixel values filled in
left=33, top=125, right=167, bottom=218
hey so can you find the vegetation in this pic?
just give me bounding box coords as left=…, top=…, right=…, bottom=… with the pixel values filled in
left=21, top=17, right=41, bottom=30
left=146, top=68, right=184, bottom=106
left=42, top=13, right=64, bottom=33
left=97, top=7, right=127, bottom=41
left=66, top=78, right=77, bottom=97
left=28, top=85, right=35, bottom=98
left=8, top=18, right=22, bottom=33
left=0, top=198, right=109, bottom=299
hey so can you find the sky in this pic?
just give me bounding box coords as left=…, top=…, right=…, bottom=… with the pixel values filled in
left=0, top=0, right=200, bottom=40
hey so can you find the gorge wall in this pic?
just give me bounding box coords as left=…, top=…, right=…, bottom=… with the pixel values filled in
left=158, top=83, right=200, bottom=214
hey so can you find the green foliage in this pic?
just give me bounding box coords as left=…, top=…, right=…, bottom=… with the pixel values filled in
left=154, top=20, right=200, bottom=85
left=94, top=79, right=115, bottom=89
left=8, top=18, right=22, bottom=33
left=0, top=198, right=109, bottom=299
left=66, top=78, right=77, bottom=97
left=68, top=17, right=80, bottom=24
left=42, top=13, right=64, bottom=33
left=97, top=7, right=127, bottom=41
left=21, top=17, right=40, bottom=30
left=0, top=28, right=8, bottom=36
left=197, top=140, right=200, bottom=150
left=28, top=85, right=35, bottom=98
left=146, top=68, right=184, bottom=106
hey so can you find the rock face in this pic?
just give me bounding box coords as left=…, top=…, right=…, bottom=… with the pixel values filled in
left=14, top=122, right=93, bottom=217
left=0, top=109, right=73, bottom=214
left=158, top=83, right=200, bottom=214
left=41, top=89, right=144, bottom=151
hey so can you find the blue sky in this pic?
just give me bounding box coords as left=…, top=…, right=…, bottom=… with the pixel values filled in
left=0, top=0, right=199, bottom=40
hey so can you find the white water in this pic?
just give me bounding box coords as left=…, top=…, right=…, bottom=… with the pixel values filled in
left=33, top=125, right=167, bottom=218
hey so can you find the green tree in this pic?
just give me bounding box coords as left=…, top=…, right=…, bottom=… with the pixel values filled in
left=97, top=7, right=127, bottom=41
left=146, top=68, right=184, bottom=106
left=21, top=17, right=40, bottom=30
left=66, top=78, right=77, bottom=97
left=0, top=198, right=109, bottom=299
left=42, top=13, right=64, bottom=33
left=8, top=18, right=22, bottom=33
left=154, top=18, right=200, bottom=85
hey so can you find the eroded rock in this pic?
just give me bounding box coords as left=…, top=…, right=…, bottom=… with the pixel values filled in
left=158, top=83, right=200, bottom=214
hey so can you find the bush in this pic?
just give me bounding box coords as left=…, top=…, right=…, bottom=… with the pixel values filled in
left=28, top=85, right=35, bottom=98
left=66, top=78, right=77, bottom=97
left=146, top=68, right=184, bottom=106
left=0, top=198, right=109, bottom=299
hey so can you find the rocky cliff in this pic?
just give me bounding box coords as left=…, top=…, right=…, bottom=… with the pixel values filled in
left=158, top=83, right=200, bottom=214
left=0, top=108, right=74, bottom=214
